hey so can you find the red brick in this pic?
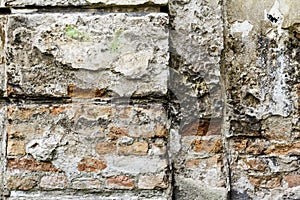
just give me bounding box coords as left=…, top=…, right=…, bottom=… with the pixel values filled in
left=106, top=176, right=135, bottom=190
left=249, top=176, right=281, bottom=189
left=67, top=85, right=107, bottom=98
left=283, top=175, right=300, bottom=188
left=78, top=158, right=107, bottom=172
left=7, top=158, right=61, bottom=172
left=192, top=138, right=223, bottom=153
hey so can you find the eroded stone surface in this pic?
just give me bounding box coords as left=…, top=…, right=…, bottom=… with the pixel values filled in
left=6, top=13, right=168, bottom=98
left=225, top=1, right=300, bottom=199
left=5, top=103, right=170, bottom=197
left=168, top=0, right=227, bottom=198
left=5, top=0, right=168, bottom=7
left=0, top=16, right=6, bottom=96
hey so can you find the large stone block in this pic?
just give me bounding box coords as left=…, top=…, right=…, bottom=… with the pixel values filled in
left=225, top=0, right=300, bottom=137
left=169, top=0, right=224, bottom=122
left=5, top=0, right=168, bottom=7
left=6, top=13, right=169, bottom=98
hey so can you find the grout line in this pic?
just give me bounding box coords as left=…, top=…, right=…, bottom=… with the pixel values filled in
left=0, top=4, right=169, bottom=14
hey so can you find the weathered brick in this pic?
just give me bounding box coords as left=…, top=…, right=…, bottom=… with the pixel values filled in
left=232, top=138, right=248, bottom=151
left=108, top=127, right=129, bottom=140
left=242, top=157, right=266, bottom=171
left=40, top=175, right=68, bottom=190
left=283, top=175, right=300, bottom=188
left=188, top=154, right=223, bottom=170
left=192, top=138, right=223, bottom=153
left=6, top=13, right=168, bottom=98
left=7, top=158, right=61, bottom=172
left=264, top=142, right=300, bottom=155
left=138, top=174, right=168, bottom=189
left=105, top=176, right=135, bottom=190
left=182, top=119, right=222, bottom=136
left=7, top=176, right=38, bottom=191
left=78, top=158, right=107, bottom=172
left=154, top=125, right=168, bottom=138
left=185, top=159, right=200, bottom=169
left=71, top=178, right=102, bottom=190
left=248, top=176, right=281, bottom=189
left=118, top=142, right=148, bottom=156
left=7, top=140, right=25, bottom=156
left=95, top=141, right=117, bottom=155
left=245, top=139, right=268, bottom=155
left=261, top=116, right=293, bottom=140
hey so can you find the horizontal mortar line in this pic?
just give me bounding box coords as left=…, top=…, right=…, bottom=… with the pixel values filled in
left=0, top=4, right=169, bottom=14
left=0, top=96, right=169, bottom=105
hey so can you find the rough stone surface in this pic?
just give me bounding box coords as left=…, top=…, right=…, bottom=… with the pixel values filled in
left=0, top=17, right=6, bottom=96
left=5, top=0, right=168, bottom=7
left=7, top=176, right=38, bottom=191
left=225, top=0, right=300, bottom=199
left=6, top=13, right=168, bottom=98
left=0, top=0, right=299, bottom=199
left=168, top=0, right=227, bottom=199
left=4, top=103, right=170, bottom=198
left=40, top=175, right=68, bottom=190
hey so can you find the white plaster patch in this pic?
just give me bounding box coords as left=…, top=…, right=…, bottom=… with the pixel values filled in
left=231, top=20, right=253, bottom=38
left=264, top=0, right=285, bottom=38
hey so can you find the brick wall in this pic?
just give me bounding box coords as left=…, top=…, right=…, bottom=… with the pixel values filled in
left=0, top=0, right=300, bottom=199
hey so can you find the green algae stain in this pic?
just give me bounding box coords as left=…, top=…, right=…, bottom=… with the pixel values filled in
left=65, top=25, right=90, bottom=41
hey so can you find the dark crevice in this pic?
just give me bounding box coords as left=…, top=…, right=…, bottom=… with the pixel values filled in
left=6, top=4, right=167, bottom=14
left=0, top=7, right=11, bottom=14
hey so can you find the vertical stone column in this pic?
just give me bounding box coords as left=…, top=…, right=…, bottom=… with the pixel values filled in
left=224, top=0, right=300, bottom=199
left=0, top=14, right=7, bottom=198
left=169, top=0, right=228, bottom=199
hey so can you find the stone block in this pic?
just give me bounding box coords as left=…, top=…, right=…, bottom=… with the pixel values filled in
left=71, top=178, right=102, bottom=190
left=6, top=13, right=168, bottom=98
left=283, top=175, right=300, bottom=188
left=5, top=0, right=168, bottom=7
left=0, top=16, right=6, bottom=96
left=40, top=175, right=68, bottom=190
left=7, top=176, right=38, bottom=191
left=7, top=140, right=25, bottom=156
left=138, top=173, right=168, bottom=189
